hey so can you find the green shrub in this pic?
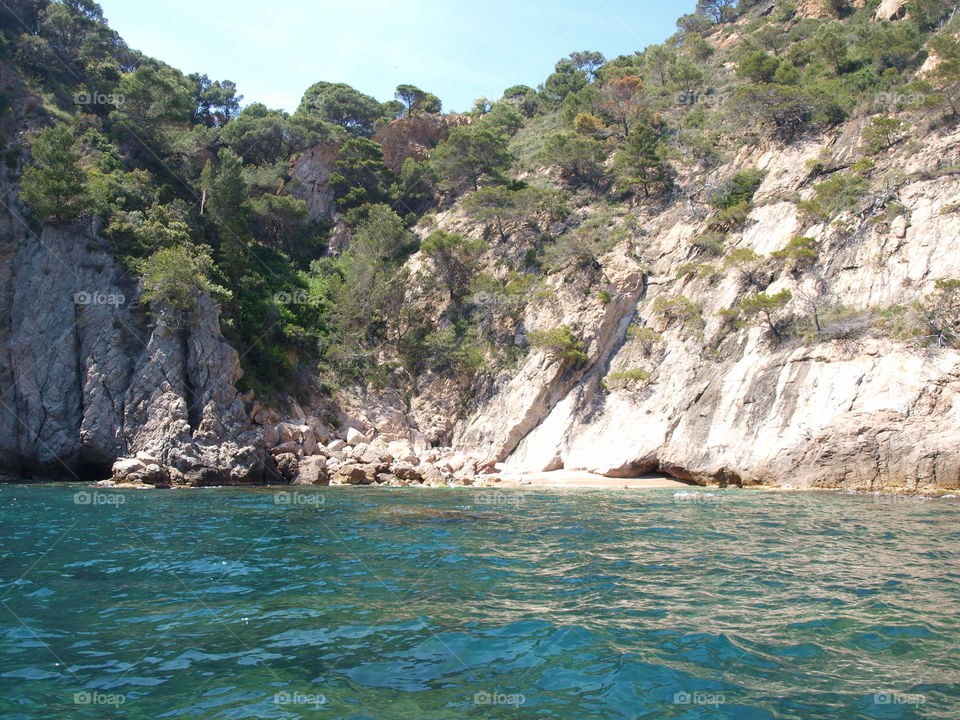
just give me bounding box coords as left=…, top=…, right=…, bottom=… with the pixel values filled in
left=859, top=117, right=906, bottom=155
left=527, top=325, right=588, bottom=364
left=601, top=367, right=651, bottom=392
left=771, top=236, right=818, bottom=271
left=712, top=168, right=765, bottom=210
left=691, top=231, right=726, bottom=257
left=598, top=289, right=613, bottom=303
left=627, top=326, right=663, bottom=355
left=797, top=171, right=868, bottom=221
left=653, top=296, right=705, bottom=338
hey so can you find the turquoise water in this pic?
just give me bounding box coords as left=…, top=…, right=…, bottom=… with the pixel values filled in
left=0, top=486, right=957, bottom=719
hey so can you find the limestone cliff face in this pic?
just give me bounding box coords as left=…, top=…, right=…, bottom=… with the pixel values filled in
left=441, top=122, right=960, bottom=493
left=0, top=174, right=269, bottom=483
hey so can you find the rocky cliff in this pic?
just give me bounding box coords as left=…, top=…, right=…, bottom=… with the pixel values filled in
left=0, top=171, right=270, bottom=484
left=444, top=123, right=960, bottom=493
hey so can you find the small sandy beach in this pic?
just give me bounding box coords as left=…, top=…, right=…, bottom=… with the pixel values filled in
left=490, top=470, right=696, bottom=489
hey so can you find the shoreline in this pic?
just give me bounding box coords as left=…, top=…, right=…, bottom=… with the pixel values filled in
left=2, top=472, right=958, bottom=498
left=488, top=470, right=697, bottom=489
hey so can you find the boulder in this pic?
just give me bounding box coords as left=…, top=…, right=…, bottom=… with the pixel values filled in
left=346, top=427, right=370, bottom=446
left=293, top=456, right=329, bottom=486
left=332, top=464, right=377, bottom=485
left=262, top=424, right=280, bottom=449
left=302, top=433, right=320, bottom=456
left=307, top=417, right=331, bottom=443
left=112, top=457, right=146, bottom=479
left=393, top=463, right=423, bottom=482
left=270, top=441, right=302, bottom=456
left=327, top=439, right=347, bottom=453
left=275, top=453, right=300, bottom=481
left=387, top=440, right=417, bottom=464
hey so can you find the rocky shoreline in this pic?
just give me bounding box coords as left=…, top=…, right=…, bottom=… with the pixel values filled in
left=107, top=413, right=506, bottom=490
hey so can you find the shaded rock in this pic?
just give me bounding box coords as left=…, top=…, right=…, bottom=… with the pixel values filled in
left=293, top=456, right=329, bottom=486
left=275, top=453, right=300, bottom=482
left=270, top=441, right=302, bottom=456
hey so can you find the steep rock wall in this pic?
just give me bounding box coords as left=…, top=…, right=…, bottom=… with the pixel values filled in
left=450, top=124, right=960, bottom=492
left=0, top=181, right=269, bottom=482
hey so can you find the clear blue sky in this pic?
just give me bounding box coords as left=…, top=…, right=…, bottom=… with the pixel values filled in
left=95, top=0, right=696, bottom=113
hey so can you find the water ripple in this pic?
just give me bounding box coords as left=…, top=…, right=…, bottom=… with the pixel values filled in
left=0, top=486, right=958, bottom=718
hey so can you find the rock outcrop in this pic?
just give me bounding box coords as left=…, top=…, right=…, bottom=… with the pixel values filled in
left=0, top=189, right=272, bottom=484
left=444, top=123, right=960, bottom=494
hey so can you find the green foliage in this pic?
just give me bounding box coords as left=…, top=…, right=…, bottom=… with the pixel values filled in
left=712, top=169, right=765, bottom=210
left=543, top=227, right=614, bottom=273
left=738, top=50, right=781, bottom=83
left=222, top=103, right=333, bottom=165
left=723, top=247, right=767, bottom=288
left=297, top=81, right=383, bottom=136
left=771, top=236, right=818, bottom=271
left=601, top=367, right=651, bottom=392
left=462, top=185, right=567, bottom=241
left=614, top=123, right=672, bottom=199
left=918, top=279, right=960, bottom=348
left=859, top=117, right=906, bottom=154
left=329, top=137, right=394, bottom=212
left=598, top=289, right=613, bottom=303
left=691, top=231, right=726, bottom=257
left=696, top=0, right=736, bottom=23
left=21, top=125, right=88, bottom=224
left=541, top=132, right=609, bottom=188
left=527, top=325, right=588, bottom=364
left=731, top=289, right=793, bottom=340
left=432, top=126, right=512, bottom=193
left=541, top=60, right=589, bottom=105
left=138, top=245, right=220, bottom=327
left=395, top=84, right=442, bottom=116
left=421, top=230, right=487, bottom=304
left=626, top=325, right=663, bottom=355
left=677, top=262, right=722, bottom=282
left=653, top=296, right=705, bottom=338
left=797, top=171, right=868, bottom=221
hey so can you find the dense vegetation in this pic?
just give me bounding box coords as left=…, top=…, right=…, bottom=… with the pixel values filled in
left=3, top=0, right=959, bottom=404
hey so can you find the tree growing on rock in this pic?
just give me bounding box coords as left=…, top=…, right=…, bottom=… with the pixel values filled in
left=527, top=325, right=588, bottom=365
left=734, top=289, right=793, bottom=341
left=21, top=125, right=89, bottom=225
left=541, top=132, right=609, bottom=189
left=614, top=124, right=672, bottom=200
left=395, top=84, right=442, bottom=116
left=420, top=230, right=487, bottom=305
left=600, top=75, right=646, bottom=136
left=138, top=245, right=220, bottom=328
left=919, top=279, right=960, bottom=348
left=696, top=0, right=736, bottom=23
left=431, top=126, right=512, bottom=193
